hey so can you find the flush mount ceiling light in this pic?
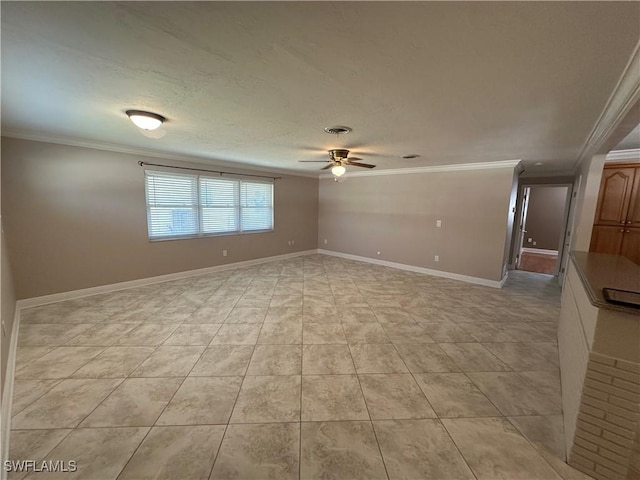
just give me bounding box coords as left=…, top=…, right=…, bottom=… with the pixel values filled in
left=331, top=163, right=346, bottom=176
left=126, top=110, right=166, bottom=130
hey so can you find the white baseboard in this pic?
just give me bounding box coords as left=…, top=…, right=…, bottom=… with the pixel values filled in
left=521, top=248, right=559, bottom=255
left=2, top=249, right=322, bottom=474
left=18, top=249, right=318, bottom=309
left=317, top=249, right=506, bottom=288
left=18, top=247, right=511, bottom=309
left=1, top=307, right=20, bottom=480
left=1, top=245, right=508, bottom=474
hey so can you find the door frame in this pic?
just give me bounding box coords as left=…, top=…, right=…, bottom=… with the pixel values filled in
left=511, top=182, right=574, bottom=278
left=514, top=186, right=531, bottom=270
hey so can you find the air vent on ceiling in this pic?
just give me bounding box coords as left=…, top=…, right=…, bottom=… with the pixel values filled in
left=324, top=126, right=352, bottom=135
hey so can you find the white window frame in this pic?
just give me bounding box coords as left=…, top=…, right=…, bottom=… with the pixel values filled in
left=144, top=170, right=274, bottom=241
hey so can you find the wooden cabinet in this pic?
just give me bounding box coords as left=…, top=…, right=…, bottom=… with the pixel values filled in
left=626, top=172, right=640, bottom=227
left=590, top=163, right=640, bottom=264
left=593, top=167, right=636, bottom=225
left=590, top=226, right=625, bottom=254
left=621, top=228, right=640, bottom=265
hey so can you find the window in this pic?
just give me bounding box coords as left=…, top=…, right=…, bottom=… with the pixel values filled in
left=145, top=170, right=273, bottom=240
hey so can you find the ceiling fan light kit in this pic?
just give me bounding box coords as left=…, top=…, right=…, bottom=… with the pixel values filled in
left=298, top=148, right=376, bottom=176
left=331, top=164, right=346, bottom=176
left=126, top=110, right=166, bottom=130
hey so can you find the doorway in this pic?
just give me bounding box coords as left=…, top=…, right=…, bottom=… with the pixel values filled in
left=514, top=184, right=572, bottom=275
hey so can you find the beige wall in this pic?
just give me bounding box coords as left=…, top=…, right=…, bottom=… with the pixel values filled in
left=525, top=186, right=569, bottom=251
left=1, top=138, right=319, bottom=299
left=318, top=167, right=516, bottom=282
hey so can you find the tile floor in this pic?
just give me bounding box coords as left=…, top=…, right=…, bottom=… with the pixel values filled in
left=7, top=254, right=592, bottom=480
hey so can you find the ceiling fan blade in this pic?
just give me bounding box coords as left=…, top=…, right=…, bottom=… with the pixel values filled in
left=344, top=161, right=376, bottom=169
left=347, top=156, right=363, bottom=161
left=321, top=164, right=334, bottom=170
left=299, top=160, right=330, bottom=163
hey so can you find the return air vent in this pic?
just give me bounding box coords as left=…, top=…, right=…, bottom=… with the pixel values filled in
left=324, top=126, right=352, bottom=135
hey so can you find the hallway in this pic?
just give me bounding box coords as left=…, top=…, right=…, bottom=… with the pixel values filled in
left=7, top=255, right=590, bottom=479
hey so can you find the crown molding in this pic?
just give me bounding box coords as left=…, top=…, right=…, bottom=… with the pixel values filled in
left=1, top=129, right=321, bottom=179
left=319, top=159, right=522, bottom=179
left=574, top=39, right=640, bottom=171
left=606, top=148, right=640, bottom=162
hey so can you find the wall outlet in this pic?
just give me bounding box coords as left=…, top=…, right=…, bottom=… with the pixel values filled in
left=527, top=238, right=532, bottom=243
left=533, top=241, right=537, bottom=246
left=323, top=239, right=328, bottom=244
left=222, top=250, right=228, bottom=257
left=436, top=219, right=442, bottom=228
left=291, top=240, right=295, bottom=246
left=376, top=251, right=381, bottom=256
left=434, top=255, right=440, bottom=262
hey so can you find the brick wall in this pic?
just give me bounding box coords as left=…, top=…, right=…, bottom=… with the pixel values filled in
left=569, top=352, right=640, bottom=480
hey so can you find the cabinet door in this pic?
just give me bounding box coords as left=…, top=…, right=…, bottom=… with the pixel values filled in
left=625, top=167, right=640, bottom=227
left=621, top=227, right=640, bottom=265
left=590, top=225, right=625, bottom=254
left=593, top=167, right=636, bottom=225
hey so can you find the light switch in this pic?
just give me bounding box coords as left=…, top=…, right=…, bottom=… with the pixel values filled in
left=436, top=220, right=442, bottom=228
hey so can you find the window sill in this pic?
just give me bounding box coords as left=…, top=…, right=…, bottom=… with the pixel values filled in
left=148, top=229, right=275, bottom=242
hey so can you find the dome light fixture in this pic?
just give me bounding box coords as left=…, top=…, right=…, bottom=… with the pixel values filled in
left=126, top=110, right=165, bottom=130
left=331, top=164, right=346, bottom=177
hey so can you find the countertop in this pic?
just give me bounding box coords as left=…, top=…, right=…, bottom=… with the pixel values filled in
left=571, top=251, right=640, bottom=316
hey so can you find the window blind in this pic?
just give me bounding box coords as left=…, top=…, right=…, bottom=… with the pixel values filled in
left=241, top=181, right=273, bottom=232
left=145, top=171, right=199, bottom=239
left=200, top=177, right=239, bottom=234
left=145, top=170, right=274, bottom=240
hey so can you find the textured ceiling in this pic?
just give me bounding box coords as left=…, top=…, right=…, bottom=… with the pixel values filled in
left=2, top=2, right=639, bottom=176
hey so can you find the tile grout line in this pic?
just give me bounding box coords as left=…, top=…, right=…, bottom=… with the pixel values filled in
left=208, top=268, right=265, bottom=478
left=114, top=275, right=241, bottom=480
left=349, top=344, right=392, bottom=480
left=382, top=297, right=486, bottom=480
left=10, top=256, right=565, bottom=480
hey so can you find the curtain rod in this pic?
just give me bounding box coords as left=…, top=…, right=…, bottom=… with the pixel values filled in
left=138, top=161, right=282, bottom=180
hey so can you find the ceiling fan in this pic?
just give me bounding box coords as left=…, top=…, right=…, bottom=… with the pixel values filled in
left=299, top=149, right=376, bottom=176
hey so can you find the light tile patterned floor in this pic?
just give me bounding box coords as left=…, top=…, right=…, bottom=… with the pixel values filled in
left=8, top=254, right=592, bottom=480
